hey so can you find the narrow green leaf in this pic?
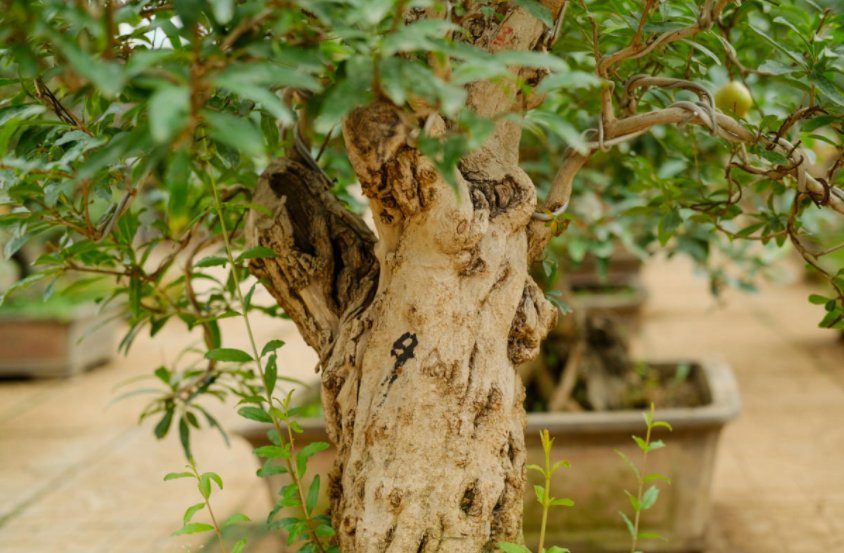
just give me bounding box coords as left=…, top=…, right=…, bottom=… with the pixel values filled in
left=231, top=538, right=248, bottom=553
left=626, top=489, right=641, bottom=512
left=154, top=407, right=175, bottom=439
left=173, top=522, right=215, bottom=536
left=616, top=450, right=641, bottom=480
left=239, top=406, right=273, bottom=423
left=264, top=354, right=278, bottom=395
left=149, top=86, right=190, bottom=143
left=526, top=463, right=545, bottom=475
left=210, top=0, right=235, bottom=24
left=205, top=348, right=253, bottom=363
left=640, top=485, right=660, bottom=510
left=496, top=542, right=532, bottom=553
left=236, top=246, right=277, bottom=261
left=261, top=339, right=286, bottom=357
left=163, top=471, right=193, bottom=481
left=196, top=256, right=228, bottom=268
left=254, top=444, right=291, bottom=459
left=632, top=435, right=649, bottom=453
left=550, top=497, right=575, bottom=507
left=306, top=474, right=321, bottom=515
left=183, top=502, right=205, bottom=525
left=533, top=484, right=546, bottom=505
left=296, top=441, right=330, bottom=478
left=221, top=512, right=250, bottom=528
left=620, top=511, right=636, bottom=538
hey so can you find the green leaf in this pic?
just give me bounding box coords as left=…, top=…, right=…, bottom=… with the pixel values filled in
left=183, top=502, right=205, bottom=524
left=204, top=110, right=266, bottom=159
left=53, top=39, right=125, bottom=96
left=173, top=522, right=215, bottom=536
left=638, top=531, right=666, bottom=540
left=616, top=450, right=640, bottom=480
left=236, top=246, right=277, bottom=261
left=382, top=19, right=457, bottom=55
left=640, top=485, right=660, bottom=510
left=533, top=484, right=546, bottom=505
left=231, top=538, right=248, bottom=553
left=261, top=340, right=286, bottom=357
left=205, top=348, right=253, bottom=363
left=296, top=441, right=330, bottom=478
left=550, top=497, right=575, bottom=507
left=221, top=512, right=250, bottom=528
left=264, top=354, right=278, bottom=395
left=809, top=294, right=830, bottom=305
left=306, top=474, right=321, bottom=514
left=643, top=472, right=671, bottom=483
left=254, top=445, right=291, bottom=459
left=496, top=542, right=532, bottom=553
left=239, top=406, right=273, bottom=423
left=626, top=489, right=641, bottom=512
left=620, top=511, right=636, bottom=538
left=149, top=86, right=190, bottom=143
left=810, top=72, right=844, bottom=107
left=198, top=471, right=222, bottom=499
left=632, top=435, right=649, bottom=453
left=526, top=463, right=545, bottom=475
left=550, top=459, right=571, bottom=473
left=547, top=547, right=571, bottom=553
left=0, top=268, right=63, bottom=307
left=209, top=0, right=235, bottom=24
left=154, top=407, right=175, bottom=439
left=163, top=471, right=194, bottom=481
left=748, top=26, right=806, bottom=68
left=196, top=256, right=228, bottom=268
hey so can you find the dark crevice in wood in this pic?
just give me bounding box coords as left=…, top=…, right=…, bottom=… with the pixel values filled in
left=247, top=152, right=379, bottom=355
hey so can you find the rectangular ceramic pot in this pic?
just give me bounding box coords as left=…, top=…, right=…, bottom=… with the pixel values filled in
left=0, top=307, right=116, bottom=378
left=237, top=359, right=739, bottom=553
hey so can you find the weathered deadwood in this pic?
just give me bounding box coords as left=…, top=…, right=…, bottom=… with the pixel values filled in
left=246, top=153, right=379, bottom=355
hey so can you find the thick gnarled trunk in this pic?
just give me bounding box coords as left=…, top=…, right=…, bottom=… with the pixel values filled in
left=248, top=5, right=557, bottom=551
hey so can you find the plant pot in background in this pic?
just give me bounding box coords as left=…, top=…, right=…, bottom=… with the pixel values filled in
left=0, top=306, right=116, bottom=378
left=237, top=359, right=739, bottom=553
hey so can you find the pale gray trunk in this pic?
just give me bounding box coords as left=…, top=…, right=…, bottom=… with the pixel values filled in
left=248, top=6, right=556, bottom=552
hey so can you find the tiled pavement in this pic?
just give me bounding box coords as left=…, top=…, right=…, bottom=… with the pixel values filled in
left=0, top=255, right=842, bottom=552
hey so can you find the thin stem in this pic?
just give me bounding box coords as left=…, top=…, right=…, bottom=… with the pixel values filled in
left=629, top=422, right=653, bottom=553
left=188, top=459, right=227, bottom=553
left=537, top=443, right=552, bottom=553
left=209, top=179, right=328, bottom=553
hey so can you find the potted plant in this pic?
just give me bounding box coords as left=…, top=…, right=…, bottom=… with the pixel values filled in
left=0, top=248, right=117, bottom=378
left=237, top=357, right=739, bottom=552
left=1, top=2, right=842, bottom=552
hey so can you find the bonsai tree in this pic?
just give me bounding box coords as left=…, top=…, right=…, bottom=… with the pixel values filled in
left=1, top=1, right=842, bottom=552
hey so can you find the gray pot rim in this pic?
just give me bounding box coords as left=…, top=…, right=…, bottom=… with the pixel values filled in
left=236, top=358, right=740, bottom=443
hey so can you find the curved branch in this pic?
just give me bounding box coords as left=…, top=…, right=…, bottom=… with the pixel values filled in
left=528, top=104, right=844, bottom=261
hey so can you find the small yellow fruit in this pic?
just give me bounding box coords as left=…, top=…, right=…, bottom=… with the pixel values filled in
left=715, top=81, right=753, bottom=117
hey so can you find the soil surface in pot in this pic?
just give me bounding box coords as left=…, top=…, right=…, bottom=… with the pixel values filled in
left=523, top=313, right=706, bottom=412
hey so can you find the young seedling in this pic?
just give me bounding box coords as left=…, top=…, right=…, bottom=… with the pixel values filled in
left=617, top=403, right=673, bottom=553
left=164, top=458, right=249, bottom=553
left=497, top=429, right=573, bottom=553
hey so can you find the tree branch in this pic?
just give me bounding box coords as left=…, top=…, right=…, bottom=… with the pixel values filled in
left=529, top=103, right=844, bottom=260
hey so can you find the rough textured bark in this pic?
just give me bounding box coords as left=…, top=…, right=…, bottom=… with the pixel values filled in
left=248, top=5, right=558, bottom=552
